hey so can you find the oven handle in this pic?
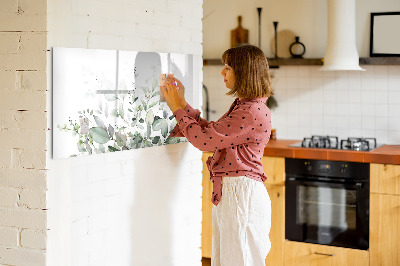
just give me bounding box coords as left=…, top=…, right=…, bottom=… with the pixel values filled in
left=313, top=252, right=335, bottom=257
left=286, top=177, right=364, bottom=189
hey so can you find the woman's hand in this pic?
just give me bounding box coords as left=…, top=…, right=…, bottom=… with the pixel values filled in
left=160, top=77, right=184, bottom=113
left=173, top=77, right=187, bottom=108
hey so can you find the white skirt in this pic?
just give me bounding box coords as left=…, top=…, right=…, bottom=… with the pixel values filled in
left=212, top=176, right=271, bottom=266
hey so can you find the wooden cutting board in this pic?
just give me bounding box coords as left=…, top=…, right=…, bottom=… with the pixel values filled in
left=231, top=16, right=249, bottom=48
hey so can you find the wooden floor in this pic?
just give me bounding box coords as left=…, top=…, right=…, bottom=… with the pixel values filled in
left=202, top=257, right=211, bottom=266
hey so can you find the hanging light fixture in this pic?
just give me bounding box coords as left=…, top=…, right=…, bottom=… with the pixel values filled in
left=320, top=0, right=365, bottom=71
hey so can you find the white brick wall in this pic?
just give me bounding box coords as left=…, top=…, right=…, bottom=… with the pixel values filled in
left=0, top=0, right=48, bottom=265
left=46, top=1, right=203, bottom=266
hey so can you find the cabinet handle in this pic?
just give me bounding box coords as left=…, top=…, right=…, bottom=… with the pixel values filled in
left=314, top=252, right=335, bottom=257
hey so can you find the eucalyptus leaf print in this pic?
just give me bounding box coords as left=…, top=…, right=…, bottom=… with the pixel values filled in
left=53, top=48, right=195, bottom=158
left=108, top=125, right=115, bottom=138
left=89, top=127, right=110, bottom=144
left=105, top=94, right=118, bottom=101
left=115, top=132, right=127, bottom=147
left=93, top=115, right=107, bottom=131
left=57, top=83, right=185, bottom=156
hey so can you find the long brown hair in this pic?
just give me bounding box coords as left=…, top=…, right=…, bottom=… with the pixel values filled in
left=221, top=44, right=273, bottom=99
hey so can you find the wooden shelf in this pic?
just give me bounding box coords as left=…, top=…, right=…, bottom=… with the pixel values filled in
left=203, top=57, right=400, bottom=67
left=268, top=58, right=323, bottom=67
left=203, top=58, right=323, bottom=67
left=359, top=57, right=400, bottom=65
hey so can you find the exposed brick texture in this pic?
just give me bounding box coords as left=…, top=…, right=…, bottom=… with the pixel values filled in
left=0, top=0, right=48, bottom=264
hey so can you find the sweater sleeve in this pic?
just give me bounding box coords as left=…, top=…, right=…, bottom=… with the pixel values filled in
left=172, top=106, right=256, bottom=152
left=168, top=103, right=211, bottom=137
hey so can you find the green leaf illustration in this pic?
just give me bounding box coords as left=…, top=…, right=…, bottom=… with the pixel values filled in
left=152, top=118, right=168, bottom=138
left=110, top=109, right=118, bottom=117
left=105, top=94, right=118, bottom=101
left=147, top=124, right=151, bottom=139
left=141, top=100, right=147, bottom=111
left=77, top=143, right=86, bottom=152
left=115, top=132, right=127, bottom=147
left=119, top=103, right=125, bottom=119
left=149, top=101, right=157, bottom=109
left=108, top=125, right=115, bottom=138
left=93, top=115, right=107, bottom=130
left=165, top=137, right=180, bottom=144
left=145, top=109, right=154, bottom=125
left=108, top=145, right=120, bottom=152
left=170, top=119, right=177, bottom=130
left=86, top=143, right=93, bottom=154
left=89, top=127, right=110, bottom=144
left=152, top=136, right=160, bottom=144
left=99, top=144, right=105, bottom=153
left=131, top=118, right=137, bottom=127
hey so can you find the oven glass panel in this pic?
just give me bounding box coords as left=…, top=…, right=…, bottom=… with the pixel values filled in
left=297, top=186, right=357, bottom=230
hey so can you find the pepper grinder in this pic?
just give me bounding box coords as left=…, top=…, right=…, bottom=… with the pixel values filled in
left=273, top=21, right=279, bottom=58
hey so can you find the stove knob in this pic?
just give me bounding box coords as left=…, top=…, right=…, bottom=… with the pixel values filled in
left=340, top=164, right=347, bottom=174
left=305, top=162, right=312, bottom=171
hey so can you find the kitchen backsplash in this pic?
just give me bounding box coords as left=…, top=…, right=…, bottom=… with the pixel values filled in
left=203, top=65, right=400, bottom=144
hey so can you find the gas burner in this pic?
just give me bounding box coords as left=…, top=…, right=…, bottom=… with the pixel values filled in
left=340, top=137, right=377, bottom=151
left=301, top=135, right=339, bottom=149
left=290, top=136, right=380, bottom=151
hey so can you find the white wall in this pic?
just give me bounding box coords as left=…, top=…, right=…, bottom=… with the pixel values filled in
left=46, top=0, right=203, bottom=266
left=203, top=0, right=400, bottom=58
left=271, top=65, right=400, bottom=144
left=0, top=1, right=48, bottom=265
left=203, top=0, right=400, bottom=145
left=204, top=64, right=400, bottom=145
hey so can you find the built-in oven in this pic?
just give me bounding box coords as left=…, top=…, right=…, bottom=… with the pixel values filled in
left=285, top=158, right=370, bottom=250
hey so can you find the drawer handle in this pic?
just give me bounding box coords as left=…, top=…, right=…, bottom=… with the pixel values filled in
left=314, top=252, right=335, bottom=257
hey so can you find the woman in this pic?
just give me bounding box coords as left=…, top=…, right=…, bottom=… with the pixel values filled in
left=161, top=44, right=273, bottom=266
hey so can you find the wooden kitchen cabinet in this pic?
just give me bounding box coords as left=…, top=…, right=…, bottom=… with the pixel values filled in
left=262, top=156, right=285, bottom=266
left=370, top=193, right=400, bottom=266
left=370, top=163, right=400, bottom=195
left=261, top=156, right=285, bottom=186
left=202, top=152, right=213, bottom=258
left=284, top=241, right=369, bottom=266
left=201, top=154, right=286, bottom=265
left=370, top=163, right=400, bottom=266
left=264, top=184, right=285, bottom=266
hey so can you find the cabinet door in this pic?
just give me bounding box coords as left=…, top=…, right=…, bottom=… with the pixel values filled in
left=261, top=156, right=285, bottom=185
left=202, top=152, right=213, bottom=258
left=264, top=184, right=284, bottom=266
left=284, top=241, right=369, bottom=266
left=370, top=163, right=400, bottom=195
left=370, top=193, right=400, bottom=266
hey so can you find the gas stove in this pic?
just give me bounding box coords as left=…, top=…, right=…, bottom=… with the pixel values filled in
left=289, top=135, right=381, bottom=151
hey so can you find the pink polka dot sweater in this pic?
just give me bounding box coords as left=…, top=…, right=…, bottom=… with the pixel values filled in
left=169, top=97, right=272, bottom=206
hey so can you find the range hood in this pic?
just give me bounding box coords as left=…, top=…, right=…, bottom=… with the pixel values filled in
left=320, top=0, right=365, bottom=71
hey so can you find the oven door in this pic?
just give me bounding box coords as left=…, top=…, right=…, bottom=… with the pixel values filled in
left=285, top=177, right=369, bottom=250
